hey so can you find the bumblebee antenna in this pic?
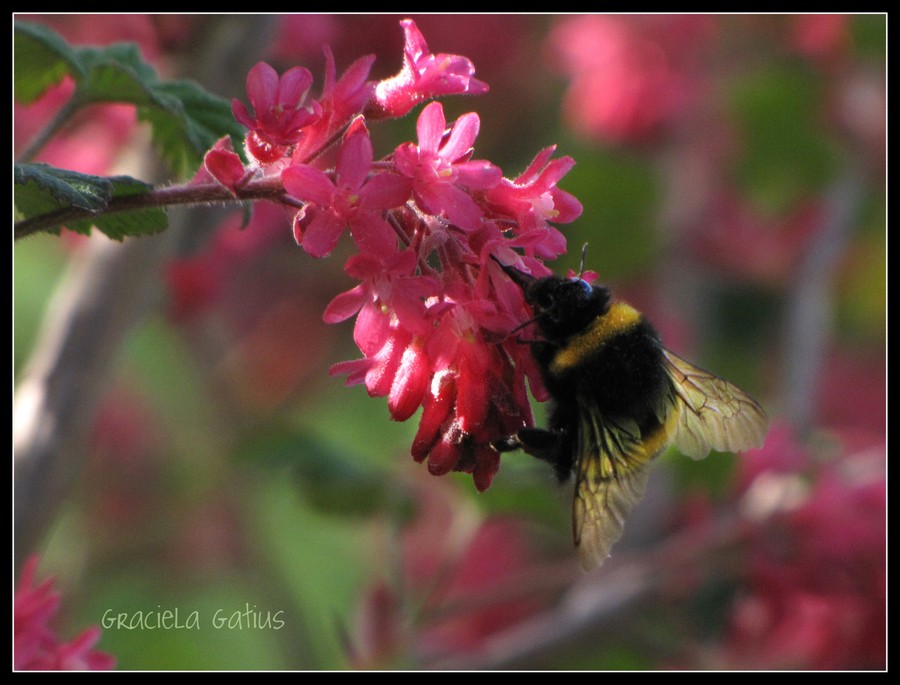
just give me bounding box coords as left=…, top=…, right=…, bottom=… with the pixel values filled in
left=578, top=243, right=589, bottom=280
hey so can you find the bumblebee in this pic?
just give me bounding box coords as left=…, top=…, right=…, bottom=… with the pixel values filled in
left=493, top=258, right=768, bottom=570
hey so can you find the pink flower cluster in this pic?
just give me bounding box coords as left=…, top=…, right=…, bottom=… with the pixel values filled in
left=14, top=557, right=115, bottom=671
left=207, top=20, right=582, bottom=490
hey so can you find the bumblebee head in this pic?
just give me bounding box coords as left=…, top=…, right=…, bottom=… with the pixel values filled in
left=492, top=256, right=611, bottom=340
left=525, top=275, right=611, bottom=340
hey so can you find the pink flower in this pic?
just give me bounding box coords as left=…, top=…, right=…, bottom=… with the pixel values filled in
left=203, top=23, right=582, bottom=493
left=326, top=244, right=537, bottom=491
left=394, top=102, right=501, bottom=230
left=14, top=557, right=115, bottom=670
left=370, top=19, right=489, bottom=119
left=290, top=50, right=377, bottom=164
left=283, top=124, right=411, bottom=258
left=201, top=136, right=249, bottom=196
left=688, top=195, right=822, bottom=286
left=408, top=278, right=534, bottom=491
left=485, top=146, right=583, bottom=259
left=326, top=249, right=439, bottom=418
left=232, top=62, right=323, bottom=162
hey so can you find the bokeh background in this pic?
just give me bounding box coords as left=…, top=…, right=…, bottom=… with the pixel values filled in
left=14, top=14, right=885, bottom=670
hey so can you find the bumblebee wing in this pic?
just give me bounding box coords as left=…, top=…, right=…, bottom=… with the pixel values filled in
left=662, top=349, right=768, bottom=460
left=572, top=408, right=656, bottom=571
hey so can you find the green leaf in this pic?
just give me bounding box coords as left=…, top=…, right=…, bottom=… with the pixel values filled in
left=15, top=21, right=242, bottom=177
left=75, top=42, right=171, bottom=107
left=140, top=80, right=245, bottom=177
left=14, top=163, right=167, bottom=240
left=13, top=22, right=84, bottom=103
left=68, top=176, right=168, bottom=240
left=15, top=163, right=113, bottom=219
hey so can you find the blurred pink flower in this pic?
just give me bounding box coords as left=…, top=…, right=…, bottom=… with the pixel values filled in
left=725, top=427, right=886, bottom=670
left=165, top=202, right=288, bottom=322
left=350, top=478, right=546, bottom=667
left=790, top=14, right=850, bottom=64
left=688, top=195, right=821, bottom=286
left=14, top=557, right=115, bottom=671
left=548, top=15, right=714, bottom=145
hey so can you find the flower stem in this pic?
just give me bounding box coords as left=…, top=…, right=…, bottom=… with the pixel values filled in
left=14, top=175, right=289, bottom=240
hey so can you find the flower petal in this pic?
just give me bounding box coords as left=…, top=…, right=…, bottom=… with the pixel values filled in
left=276, top=66, right=313, bottom=107
left=416, top=102, right=446, bottom=156
left=300, top=209, right=345, bottom=258
left=204, top=147, right=246, bottom=195
left=282, top=165, right=336, bottom=206
left=323, top=282, right=369, bottom=323
left=454, top=160, right=502, bottom=191
left=441, top=112, right=480, bottom=163
left=359, top=174, right=412, bottom=210
left=416, top=182, right=483, bottom=231
left=337, top=129, right=373, bottom=191
left=246, top=62, right=279, bottom=111
left=350, top=213, right=398, bottom=259
left=388, top=340, right=429, bottom=421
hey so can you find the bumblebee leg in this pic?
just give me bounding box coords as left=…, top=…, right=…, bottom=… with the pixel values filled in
left=491, top=435, right=524, bottom=453
left=492, top=427, right=573, bottom=482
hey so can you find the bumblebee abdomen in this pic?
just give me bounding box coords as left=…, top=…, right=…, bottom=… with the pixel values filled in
left=545, top=302, right=671, bottom=422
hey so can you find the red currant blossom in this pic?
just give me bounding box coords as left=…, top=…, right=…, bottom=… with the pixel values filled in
left=326, top=250, right=439, bottom=402
left=370, top=18, right=489, bottom=119
left=193, top=20, right=583, bottom=493
left=283, top=125, right=411, bottom=258
left=290, top=50, right=377, bottom=164
left=232, top=62, right=323, bottom=162
left=14, top=557, right=115, bottom=670
left=485, top=146, right=583, bottom=259
left=408, top=274, right=533, bottom=491
left=201, top=136, right=250, bottom=196
left=394, top=101, right=501, bottom=230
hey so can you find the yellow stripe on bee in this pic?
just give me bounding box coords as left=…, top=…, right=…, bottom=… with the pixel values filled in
left=639, top=408, right=680, bottom=462
left=550, top=301, right=643, bottom=377
left=583, top=403, right=680, bottom=484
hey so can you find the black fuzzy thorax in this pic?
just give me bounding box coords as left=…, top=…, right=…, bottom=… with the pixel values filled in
left=532, top=314, right=671, bottom=481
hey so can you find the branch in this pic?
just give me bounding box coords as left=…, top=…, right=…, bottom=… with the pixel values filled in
left=14, top=232, right=172, bottom=565
left=428, top=515, right=746, bottom=670
left=781, top=167, right=864, bottom=434
left=14, top=176, right=288, bottom=240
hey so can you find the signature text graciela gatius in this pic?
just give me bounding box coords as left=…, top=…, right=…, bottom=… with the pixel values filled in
left=102, top=604, right=285, bottom=631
